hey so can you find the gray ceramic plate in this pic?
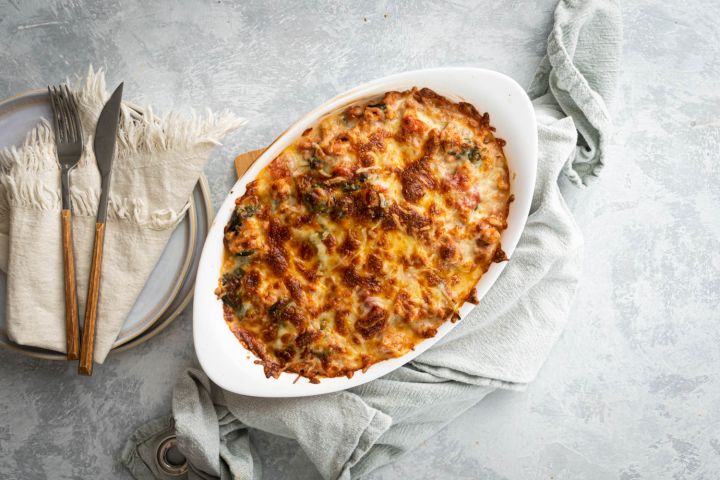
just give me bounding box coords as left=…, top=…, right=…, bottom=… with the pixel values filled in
left=0, top=90, right=207, bottom=358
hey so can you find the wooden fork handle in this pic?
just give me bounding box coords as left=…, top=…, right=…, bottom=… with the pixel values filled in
left=79, top=223, right=105, bottom=376
left=61, top=209, right=80, bottom=360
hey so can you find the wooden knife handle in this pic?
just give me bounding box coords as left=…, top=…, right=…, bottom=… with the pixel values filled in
left=61, top=209, right=79, bottom=360
left=79, top=223, right=105, bottom=376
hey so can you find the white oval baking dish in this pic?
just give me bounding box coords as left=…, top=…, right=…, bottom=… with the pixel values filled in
left=194, top=67, right=537, bottom=397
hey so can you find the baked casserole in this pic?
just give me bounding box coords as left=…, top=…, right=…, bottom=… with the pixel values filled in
left=217, top=87, right=511, bottom=383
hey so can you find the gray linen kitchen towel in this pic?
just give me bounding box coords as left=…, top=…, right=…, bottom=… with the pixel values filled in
left=123, top=0, right=621, bottom=478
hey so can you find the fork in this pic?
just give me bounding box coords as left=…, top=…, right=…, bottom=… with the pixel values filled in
left=48, top=85, right=84, bottom=361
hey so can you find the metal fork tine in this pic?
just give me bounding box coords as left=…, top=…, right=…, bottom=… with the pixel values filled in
left=58, top=86, right=75, bottom=143
left=65, top=85, right=83, bottom=145
left=53, top=87, right=69, bottom=143
left=60, top=85, right=75, bottom=142
left=66, top=87, right=79, bottom=140
left=58, top=88, right=68, bottom=143
left=48, top=87, right=63, bottom=143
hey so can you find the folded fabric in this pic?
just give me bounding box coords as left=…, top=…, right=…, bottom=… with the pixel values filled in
left=123, top=0, right=621, bottom=478
left=0, top=69, right=245, bottom=362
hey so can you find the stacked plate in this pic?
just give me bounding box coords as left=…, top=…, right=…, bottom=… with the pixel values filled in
left=0, top=90, right=212, bottom=359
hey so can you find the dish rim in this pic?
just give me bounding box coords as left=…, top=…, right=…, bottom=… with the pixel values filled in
left=194, top=67, right=538, bottom=397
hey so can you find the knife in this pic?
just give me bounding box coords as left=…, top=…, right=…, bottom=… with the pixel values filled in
left=79, top=82, right=123, bottom=376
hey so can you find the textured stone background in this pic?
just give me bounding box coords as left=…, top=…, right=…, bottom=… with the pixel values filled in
left=1, top=0, right=720, bottom=478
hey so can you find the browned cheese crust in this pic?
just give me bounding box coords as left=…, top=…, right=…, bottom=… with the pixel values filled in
left=217, top=88, right=511, bottom=383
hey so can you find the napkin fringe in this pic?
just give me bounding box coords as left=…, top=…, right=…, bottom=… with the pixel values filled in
left=0, top=171, right=189, bottom=229
left=114, top=107, right=247, bottom=168
left=0, top=67, right=247, bottom=176
left=72, top=189, right=190, bottom=230
left=76, top=66, right=247, bottom=170
left=0, top=121, right=189, bottom=230
left=0, top=67, right=245, bottom=230
left=0, top=121, right=55, bottom=174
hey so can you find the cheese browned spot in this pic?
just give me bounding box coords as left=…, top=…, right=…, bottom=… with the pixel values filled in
left=218, top=87, right=511, bottom=382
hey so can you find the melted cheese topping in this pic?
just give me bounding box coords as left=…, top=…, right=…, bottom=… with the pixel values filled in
left=217, top=88, right=511, bottom=383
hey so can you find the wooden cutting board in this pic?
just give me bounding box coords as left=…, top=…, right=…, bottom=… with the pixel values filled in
left=234, top=148, right=265, bottom=178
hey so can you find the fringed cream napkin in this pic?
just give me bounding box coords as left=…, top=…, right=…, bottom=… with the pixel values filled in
left=0, top=68, right=245, bottom=362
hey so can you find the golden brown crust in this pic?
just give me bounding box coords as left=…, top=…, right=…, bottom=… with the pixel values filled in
left=218, top=87, right=511, bottom=382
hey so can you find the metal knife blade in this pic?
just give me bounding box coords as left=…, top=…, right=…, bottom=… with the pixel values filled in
left=93, top=82, right=123, bottom=223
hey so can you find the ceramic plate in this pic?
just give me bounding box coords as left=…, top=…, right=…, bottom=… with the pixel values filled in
left=0, top=90, right=198, bottom=358
left=194, top=67, right=538, bottom=397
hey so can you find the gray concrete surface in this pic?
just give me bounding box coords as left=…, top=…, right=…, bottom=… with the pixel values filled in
left=1, top=1, right=719, bottom=478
